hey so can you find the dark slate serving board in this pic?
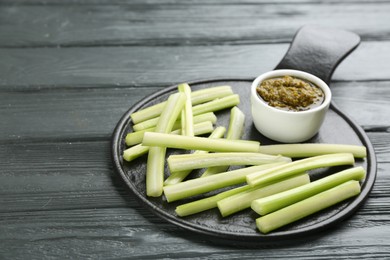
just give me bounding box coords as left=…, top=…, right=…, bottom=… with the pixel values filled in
left=111, top=78, right=376, bottom=245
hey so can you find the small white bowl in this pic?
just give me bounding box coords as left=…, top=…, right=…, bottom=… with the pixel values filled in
left=250, top=69, right=332, bottom=143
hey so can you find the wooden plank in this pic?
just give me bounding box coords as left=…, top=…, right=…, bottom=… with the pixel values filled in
left=0, top=3, right=389, bottom=47
left=0, top=87, right=160, bottom=142
left=1, top=80, right=389, bottom=142
left=0, top=134, right=389, bottom=256
left=0, top=206, right=389, bottom=259
left=0, top=81, right=390, bottom=143
left=1, top=132, right=389, bottom=210
left=0, top=42, right=390, bottom=89
left=2, top=0, right=387, bottom=4
left=0, top=140, right=133, bottom=212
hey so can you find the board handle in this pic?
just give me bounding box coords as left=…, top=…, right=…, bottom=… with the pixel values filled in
left=275, top=25, right=360, bottom=84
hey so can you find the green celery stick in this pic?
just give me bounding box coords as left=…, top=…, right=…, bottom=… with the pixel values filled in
left=132, top=111, right=216, bottom=132
left=146, top=92, right=186, bottom=197
left=123, top=144, right=150, bottom=162
left=178, top=83, right=194, bottom=136
left=192, top=94, right=240, bottom=115
left=131, top=85, right=232, bottom=123
left=176, top=184, right=251, bottom=217
left=167, top=152, right=291, bottom=173
left=251, top=166, right=365, bottom=216
left=218, top=173, right=310, bottom=217
left=133, top=94, right=239, bottom=131
left=226, top=106, right=245, bottom=140
left=246, top=153, right=355, bottom=187
left=123, top=121, right=214, bottom=162
left=190, top=85, right=233, bottom=105
left=201, top=106, right=245, bottom=177
left=130, top=85, right=233, bottom=124
left=164, top=126, right=226, bottom=186
left=163, top=162, right=287, bottom=202
left=256, top=180, right=361, bottom=234
left=142, top=132, right=260, bottom=153
left=258, top=143, right=367, bottom=158
left=127, top=112, right=216, bottom=146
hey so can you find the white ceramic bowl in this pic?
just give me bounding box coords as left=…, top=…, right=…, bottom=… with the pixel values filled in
left=250, top=69, right=332, bottom=143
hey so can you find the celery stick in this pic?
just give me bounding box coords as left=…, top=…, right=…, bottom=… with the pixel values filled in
left=200, top=165, right=229, bottom=178
left=178, top=83, right=194, bottom=136
left=123, top=144, right=150, bottom=162
left=164, top=126, right=226, bottom=185
left=146, top=146, right=166, bottom=197
left=176, top=184, right=251, bottom=217
left=251, top=166, right=365, bottom=216
left=168, top=152, right=291, bottom=173
left=142, top=132, right=260, bottom=153
left=132, top=111, right=216, bottom=132
left=130, top=102, right=165, bottom=125
left=130, top=85, right=233, bottom=124
left=226, top=106, right=245, bottom=140
left=127, top=112, right=216, bottom=146
left=217, top=174, right=310, bottom=217
left=132, top=94, right=238, bottom=131
left=146, top=92, right=186, bottom=197
left=256, top=180, right=361, bottom=234
left=246, top=153, right=355, bottom=187
left=126, top=129, right=152, bottom=147
left=201, top=106, right=245, bottom=177
left=190, top=85, right=233, bottom=105
left=258, top=143, right=367, bottom=158
left=123, top=121, right=214, bottom=162
left=163, top=162, right=287, bottom=202
left=192, top=94, right=240, bottom=115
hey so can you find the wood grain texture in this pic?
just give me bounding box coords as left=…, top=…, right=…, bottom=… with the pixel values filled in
left=0, top=2, right=389, bottom=47
left=1, top=42, right=390, bottom=89
left=1, top=0, right=390, bottom=258
left=0, top=136, right=389, bottom=258
left=1, top=80, right=389, bottom=142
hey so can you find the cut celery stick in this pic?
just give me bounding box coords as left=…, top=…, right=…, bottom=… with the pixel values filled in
left=200, top=165, right=229, bottom=178
left=192, top=94, right=240, bottom=115
left=142, top=132, right=260, bottom=153
left=133, top=95, right=239, bottom=131
left=132, top=111, right=216, bottom=132
left=123, top=144, right=150, bottom=162
left=167, top=152, right=291, bottom=173
left=258, top=143, right=367, bottom=158
left=246, top=153, right=355, bottom=187
left=217, top=173, right=310, bottom=217
left=123, top=121, right=214, bottom=162
left=256, top=180, right=361, bottom=234
left=176, top=184, right=251, bottom=217
left=178, top=83, right=194, bottom=136
left=146, top=92, right=186, bottom=197
left=163, top=162, right=287, bottom=202
left=127, top=112, right=216, bottom=146
left=132, top=94, right=238, bottom=131
left=126, top=129, right=152, bottom=147
left=130, top=102, right=165, bottom=126
left=226, top=106, right=246, bottom=140
left=190, top=85, right=233, bottom=105
left=130, top=85, right=233, bottom=124
left=164, top=126, right=226, bottom=185
left=201, top=106, right=245, bottom=177
left=251, top=166, right=365, bottom=216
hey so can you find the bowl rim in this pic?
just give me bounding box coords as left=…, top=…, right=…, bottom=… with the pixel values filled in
left=251, top=69, right=332, bottom=114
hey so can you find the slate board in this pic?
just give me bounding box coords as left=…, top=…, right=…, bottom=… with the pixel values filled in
left=111, top=78, right=376, bottom=245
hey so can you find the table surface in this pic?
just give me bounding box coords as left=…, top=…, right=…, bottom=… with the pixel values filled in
left=1, top=0, right=390, bottom=259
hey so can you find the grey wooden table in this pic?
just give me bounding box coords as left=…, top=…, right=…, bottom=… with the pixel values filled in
left=1, top=0, right=390, bottom=259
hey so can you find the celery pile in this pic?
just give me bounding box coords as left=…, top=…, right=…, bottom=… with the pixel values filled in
left=122, top=83, right=367, bottom=234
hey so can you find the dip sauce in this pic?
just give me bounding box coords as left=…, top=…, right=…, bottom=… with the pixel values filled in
left=256, top=75, right=324, bottom=111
